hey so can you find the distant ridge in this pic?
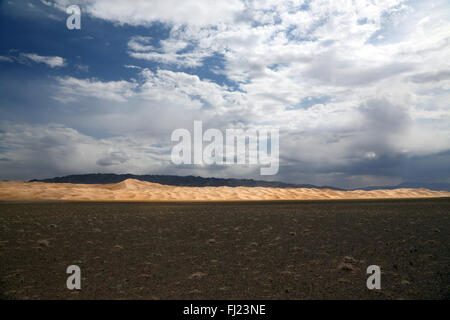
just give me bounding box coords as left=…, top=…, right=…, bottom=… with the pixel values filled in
left=27, top=174, right=450, bottom=191
left=29, top=173, right=342, bottom=190
left=356, top=182, right=450, bottom=192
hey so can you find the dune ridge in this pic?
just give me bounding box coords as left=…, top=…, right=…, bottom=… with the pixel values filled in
left=0, top=179, right=449, bottom=201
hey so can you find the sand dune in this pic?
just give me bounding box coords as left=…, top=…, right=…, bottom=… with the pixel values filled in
left=0, top=179, right=449, bottom=201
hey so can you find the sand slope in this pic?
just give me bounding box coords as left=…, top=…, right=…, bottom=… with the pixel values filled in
left=0, top=179, right=449, bottom=201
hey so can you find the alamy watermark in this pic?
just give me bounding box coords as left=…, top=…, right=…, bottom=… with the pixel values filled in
left=171, top=121, right=279, bottom=175
left=66, top=265, right=81, bottom=290
left=366, top=265, right=381, bottom=290
left=66, top=5, right=81, bottom=30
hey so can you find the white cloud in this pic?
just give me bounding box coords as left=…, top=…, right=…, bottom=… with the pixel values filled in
left=0, top=122, right=170, bottom=181
left=52, top=0, right=244, bottom=26
left=21, top=53, right=66, bottom=68
left=0, top=51, right=67, bottom=67
left=54, top=76, right=138, bottom=102
left=128, top=35, right=212, bottom=68
left=53, top=69, right=244, bottom=113
left=40, top=0, right=52, bottom=6
left=0, top=55, right=14, bottom=62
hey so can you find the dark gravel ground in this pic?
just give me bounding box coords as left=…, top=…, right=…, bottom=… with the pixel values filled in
left=0, top=199, right=449, bottom=299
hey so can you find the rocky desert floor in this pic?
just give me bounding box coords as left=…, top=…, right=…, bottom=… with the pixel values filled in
left=0, top=199, right=449, bottom=299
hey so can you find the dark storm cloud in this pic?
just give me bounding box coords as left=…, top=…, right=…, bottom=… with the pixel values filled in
left=273, top=98, right=417, bottom=188
left=408, top=70, right=450, bottom=83
left=306, top=52, right=414, bottom=86
left=96, top=151, right=129, bottom=166
left=356, top=98, right=410, bottom=143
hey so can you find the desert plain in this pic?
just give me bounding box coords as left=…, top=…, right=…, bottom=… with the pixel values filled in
left=0, top=181, right=449, bottom=299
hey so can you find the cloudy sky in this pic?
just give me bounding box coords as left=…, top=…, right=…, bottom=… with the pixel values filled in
left=0, top=0, right=449, bottom=188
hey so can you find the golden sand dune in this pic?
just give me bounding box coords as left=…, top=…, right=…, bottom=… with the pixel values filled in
left=0, top=179, right=449, bottom=201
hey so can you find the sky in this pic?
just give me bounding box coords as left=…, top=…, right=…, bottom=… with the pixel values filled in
left=0, top=0, right=449, bottom=189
